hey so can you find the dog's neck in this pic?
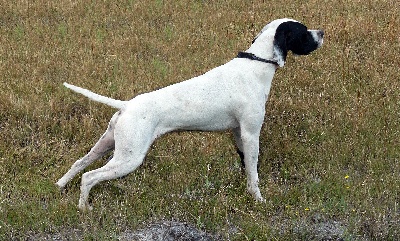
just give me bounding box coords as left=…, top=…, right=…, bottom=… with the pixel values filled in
left=245, top=30, right=282, bottom=66
left=236, top=52, right=279, bottom=67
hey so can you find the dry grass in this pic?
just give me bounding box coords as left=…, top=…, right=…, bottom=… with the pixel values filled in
left=1, top=0, right=399, bottom=240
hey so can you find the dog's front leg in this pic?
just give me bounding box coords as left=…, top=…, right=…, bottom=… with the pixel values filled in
left=240, top=124, right=265, bottom=202
left=233, top=127, right=245, bottom=168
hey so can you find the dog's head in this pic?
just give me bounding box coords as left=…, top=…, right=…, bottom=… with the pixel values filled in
left=253, top=18, right=324, bottom=67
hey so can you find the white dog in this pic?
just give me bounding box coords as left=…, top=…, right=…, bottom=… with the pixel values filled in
left=56, top=18, right=324, bottom=211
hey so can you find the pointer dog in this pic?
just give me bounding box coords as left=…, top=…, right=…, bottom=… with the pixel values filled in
left=56, top=18, right=324, bottom=211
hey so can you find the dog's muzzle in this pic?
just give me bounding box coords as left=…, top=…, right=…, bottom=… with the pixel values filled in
left=311, top=30, right=324, bottom=47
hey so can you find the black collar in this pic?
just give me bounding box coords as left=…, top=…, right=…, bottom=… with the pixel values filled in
left=236, top=52, right=279, bottom=67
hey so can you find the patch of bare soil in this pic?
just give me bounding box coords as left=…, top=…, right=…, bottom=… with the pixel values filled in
left=27, top=221, right=219, bottom=241
left=291, top=215, right=346, bottom=241
left=119, top=221, right=219, bottom=241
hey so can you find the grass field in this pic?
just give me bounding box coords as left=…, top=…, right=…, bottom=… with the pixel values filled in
left=1, top=0, right=399, bottom=240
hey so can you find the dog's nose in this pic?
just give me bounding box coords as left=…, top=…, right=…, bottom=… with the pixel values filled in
left=318, top=30, right=324, bottom=38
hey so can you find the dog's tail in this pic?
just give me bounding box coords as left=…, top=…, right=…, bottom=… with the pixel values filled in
left=63, top=82, right=126, bottom=109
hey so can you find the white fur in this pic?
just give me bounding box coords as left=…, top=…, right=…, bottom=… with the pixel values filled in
left=56, top=18, right=324, bottom=211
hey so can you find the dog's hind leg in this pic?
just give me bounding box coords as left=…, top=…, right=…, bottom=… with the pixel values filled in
left=56, top=112, right=119, bottom=189
left=78, top=119, right=155, bottom=211
left=78, top=154, right=145, bottom=211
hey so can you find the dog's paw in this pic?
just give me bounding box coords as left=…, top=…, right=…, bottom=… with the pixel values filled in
left=256, top=196, right=266, bottom=203
left=78, top=201, right=93, bottom=212
left=55, top=181, right=66, bottom=193
left=251, top=190, right=265, bottom=203
left=247, top=182, right=265, bottom=203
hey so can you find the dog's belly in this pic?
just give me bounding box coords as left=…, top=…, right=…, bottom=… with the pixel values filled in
left=170, top=111, right=239, bottom=132
left=149, top=96, right=238, bottom=133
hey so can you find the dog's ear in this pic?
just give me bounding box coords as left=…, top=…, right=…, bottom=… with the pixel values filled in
left=272, top=28, right=288, bottom=67
left=273, top=21, right=303, bottom=67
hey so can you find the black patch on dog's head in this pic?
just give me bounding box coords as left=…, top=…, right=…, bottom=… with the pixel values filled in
left=273, top=21, right=320, bottom=66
